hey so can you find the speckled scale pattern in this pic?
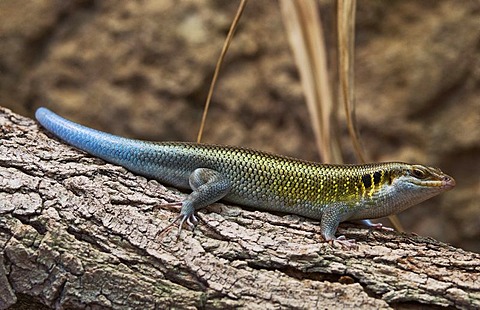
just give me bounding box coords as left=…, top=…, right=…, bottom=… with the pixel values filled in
left=35, top=107, right=407, bottom=222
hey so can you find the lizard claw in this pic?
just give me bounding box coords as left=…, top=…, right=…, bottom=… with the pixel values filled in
left=186, top=214, right=198, bottom=229
left=329, top=235, right=358, bottom=249
left=156, top=212, right=198, bottom=241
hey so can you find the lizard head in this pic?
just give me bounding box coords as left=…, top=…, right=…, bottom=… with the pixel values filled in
left=384, top=164, right=456, bottom=213
left=361, top=164, right=456, bottom=219
left=349, top=163, right=455, bottom=220
left=399, top=164, right=456, bottom=190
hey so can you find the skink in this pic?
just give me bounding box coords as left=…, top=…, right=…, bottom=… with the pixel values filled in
left=35, top=107, right=455, bottom=244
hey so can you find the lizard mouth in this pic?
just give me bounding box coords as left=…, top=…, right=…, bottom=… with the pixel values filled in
left=441, top=175, right=456, bottom=190
left=407, top=165, right=456, bottom=191
left=410, top=174, right=455, bottom=190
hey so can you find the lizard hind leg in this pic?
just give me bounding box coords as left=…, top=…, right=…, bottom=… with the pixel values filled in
left=157, top=168, right=231, bottom=240
left=157, top=212, right=198, bottom=240
left=356, top=219, right=394, bottom=232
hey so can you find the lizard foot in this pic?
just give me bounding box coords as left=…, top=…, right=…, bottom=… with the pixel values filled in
left=157, top=212, right=199, bottom=241
left=358, top=219, right=394, bottom=232
left=329, top=235, right=358, bottom=249
left=368, top=222, right=394, bottom=232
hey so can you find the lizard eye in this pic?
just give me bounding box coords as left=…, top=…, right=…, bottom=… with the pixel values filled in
left=411, top=168, right=427, bottom=179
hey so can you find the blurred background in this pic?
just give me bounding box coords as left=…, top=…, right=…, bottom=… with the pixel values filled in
left=0, top=0, right=478, bottom=252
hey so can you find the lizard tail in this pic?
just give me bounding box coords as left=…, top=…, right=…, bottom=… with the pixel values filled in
left=35, top=107, right=145, bottom=169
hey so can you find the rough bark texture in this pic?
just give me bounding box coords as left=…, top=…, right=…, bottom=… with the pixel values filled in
left=1, top=109, right=479, bottom=309
left=0, top=0, right=479, bottom=253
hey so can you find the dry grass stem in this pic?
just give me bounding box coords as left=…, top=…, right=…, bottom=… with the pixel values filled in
left=197, top=0, right=248, bottom=143
left=337, top=0, right=403, bottom=231
left=337, top=0, right=366, bottom=163
left=280, top=0, right=341, bottom=163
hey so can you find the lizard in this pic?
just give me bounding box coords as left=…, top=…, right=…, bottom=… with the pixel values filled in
left=35, top=107, right=456, bottom=245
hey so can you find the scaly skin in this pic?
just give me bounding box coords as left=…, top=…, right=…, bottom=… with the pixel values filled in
left=35, top=107, right=456, bottom=243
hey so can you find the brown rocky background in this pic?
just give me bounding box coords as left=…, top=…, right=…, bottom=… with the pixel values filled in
left=0, top=0, right=478, bottom=254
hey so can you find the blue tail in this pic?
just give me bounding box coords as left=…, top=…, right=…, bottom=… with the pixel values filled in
left=35, top=107, right=145, bottom=168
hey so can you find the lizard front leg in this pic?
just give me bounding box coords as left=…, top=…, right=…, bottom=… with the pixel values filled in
left=320, top=203, right=356, bottom=248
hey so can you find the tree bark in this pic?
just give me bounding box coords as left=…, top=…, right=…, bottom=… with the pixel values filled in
left=0, top=107, right=478, bottom=309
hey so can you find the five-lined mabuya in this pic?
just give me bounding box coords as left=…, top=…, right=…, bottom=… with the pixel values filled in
left=35, top=107, right=456, bottom=244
